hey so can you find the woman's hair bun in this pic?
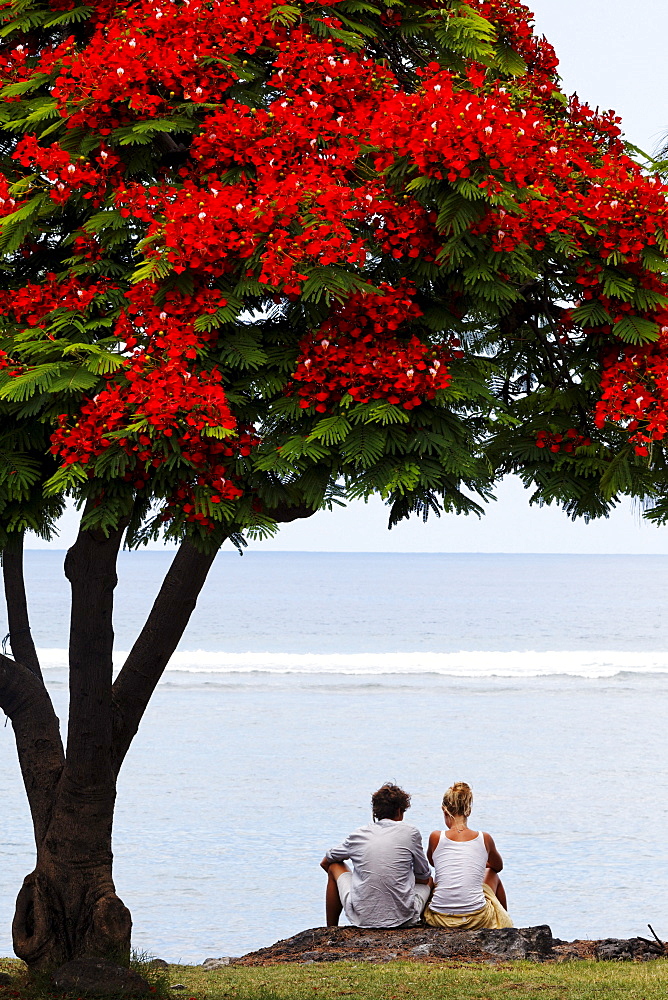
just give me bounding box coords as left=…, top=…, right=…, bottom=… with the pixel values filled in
left=442, top=781, right=473, bottom=817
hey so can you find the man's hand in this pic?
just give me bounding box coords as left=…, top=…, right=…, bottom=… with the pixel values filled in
left=320, top=856, right=333, bottom=872
left=416, top=876, right=434, bottom=888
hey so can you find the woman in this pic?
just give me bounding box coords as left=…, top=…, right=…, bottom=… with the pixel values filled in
left=424, top=781, right=513, bottom=929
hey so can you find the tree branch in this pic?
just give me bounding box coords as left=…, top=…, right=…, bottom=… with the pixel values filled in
left=267, top=501, right=318, bottom=523
left=111, top=538, right=219, bottom=772
left=0, top=652, right=64, bottom=844
left=2, top=531, right=41, bottom=678
left=112, top=505, right=316, bottom=771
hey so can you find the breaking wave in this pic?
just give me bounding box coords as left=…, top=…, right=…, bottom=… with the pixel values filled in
left=35, top=648, right=668, bottom=678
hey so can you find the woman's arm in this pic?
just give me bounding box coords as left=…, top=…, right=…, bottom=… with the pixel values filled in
left=483, top=832, right=503, bottom=873
left=427, top=830, right=440, bottom=866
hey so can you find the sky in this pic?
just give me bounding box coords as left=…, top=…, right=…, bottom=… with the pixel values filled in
left=530, top=0, right=668, bottom=158
left=28, top=0, right=668, bottom=553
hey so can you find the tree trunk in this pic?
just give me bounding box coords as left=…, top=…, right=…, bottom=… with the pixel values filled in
left=12, top=747, right=132, bottom=969
left=12, top=836, right=131, bottom=971
left=8, top=522, right=131, bottom=971
left=2, top=503, right=317, bottom=972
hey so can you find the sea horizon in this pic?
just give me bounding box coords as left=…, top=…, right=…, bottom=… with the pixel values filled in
left=22, top=547, right=668, bottom=554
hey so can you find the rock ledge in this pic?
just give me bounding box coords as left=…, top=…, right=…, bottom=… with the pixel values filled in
left=230, top=925, right=667, bottom=966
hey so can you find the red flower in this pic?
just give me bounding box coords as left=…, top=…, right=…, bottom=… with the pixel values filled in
left=287, top=285, right=453, bottom=412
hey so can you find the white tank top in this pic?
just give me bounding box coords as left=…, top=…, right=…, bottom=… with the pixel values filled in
left=429, top=830, right=488, bottom=914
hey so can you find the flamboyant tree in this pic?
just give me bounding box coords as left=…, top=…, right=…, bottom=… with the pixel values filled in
left=1, top=0, right=668, bottom=972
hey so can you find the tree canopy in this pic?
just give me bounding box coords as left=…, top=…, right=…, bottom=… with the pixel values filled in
left=0, top=0, right=667, bottom=549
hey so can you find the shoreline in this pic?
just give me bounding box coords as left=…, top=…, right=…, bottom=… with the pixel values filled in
left=5, top=924, right=663, bottom=971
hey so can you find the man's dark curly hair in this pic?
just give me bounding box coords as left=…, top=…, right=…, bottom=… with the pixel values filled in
left=371, top=783, right=411, bottom=820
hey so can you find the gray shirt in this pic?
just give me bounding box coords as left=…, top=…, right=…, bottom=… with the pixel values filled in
left=326, top=819, right=430, bottom=928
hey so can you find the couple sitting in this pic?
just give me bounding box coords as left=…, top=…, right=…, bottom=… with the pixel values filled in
left=320, top=781, right=512, bottom=930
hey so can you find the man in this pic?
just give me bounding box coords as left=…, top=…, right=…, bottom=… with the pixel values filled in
left=320, top=783, right=432, bottom=928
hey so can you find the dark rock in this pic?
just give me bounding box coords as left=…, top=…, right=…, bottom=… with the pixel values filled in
left=0, top=971, right=13, bottom=986
left=234, top=924, right=555, bottom=966
left=595, top=938, right=666, bottom=962
left=467, top=925, right=554, bottom=960
left=149, top=959, right=169, bottom=969
left=52, top=959, right=150, bottom=997
left=232, top=926, right=667, bottom=967
left=596, top=939, right=636, bottom=961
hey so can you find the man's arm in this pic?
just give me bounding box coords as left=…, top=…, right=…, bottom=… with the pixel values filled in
left=321, top=835, right=353, bottom=871
left=415, top=874, right=433, bottom=886
left=411, top=828, right=432, bottom=885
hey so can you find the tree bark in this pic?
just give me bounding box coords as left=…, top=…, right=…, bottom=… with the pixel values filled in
left=2, top=532, right=41, bottom=677
left=265, top=501, right=317, bottom=524
left=12, top=859, right=131, bottom=973
left=0, top=654, right=64, bottom=845
left=112, top=538, right=219, bottom=771
left=10, top=522, right=132, bottom=971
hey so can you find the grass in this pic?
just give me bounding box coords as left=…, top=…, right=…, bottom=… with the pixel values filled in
left=2, top=957, right=668, bottom=1000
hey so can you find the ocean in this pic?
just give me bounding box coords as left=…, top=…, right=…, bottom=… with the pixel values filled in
left=2, top=551, right=668, bottom=961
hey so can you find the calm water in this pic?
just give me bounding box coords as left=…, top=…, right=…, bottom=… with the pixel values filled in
left=2, top=552, right=668, bottom=960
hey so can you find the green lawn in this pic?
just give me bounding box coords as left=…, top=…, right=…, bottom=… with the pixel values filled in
left=3, top=957, right=668, bottom=1000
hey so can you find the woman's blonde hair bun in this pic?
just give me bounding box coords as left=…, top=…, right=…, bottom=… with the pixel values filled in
left=442, top=781, right=473, bottom=818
